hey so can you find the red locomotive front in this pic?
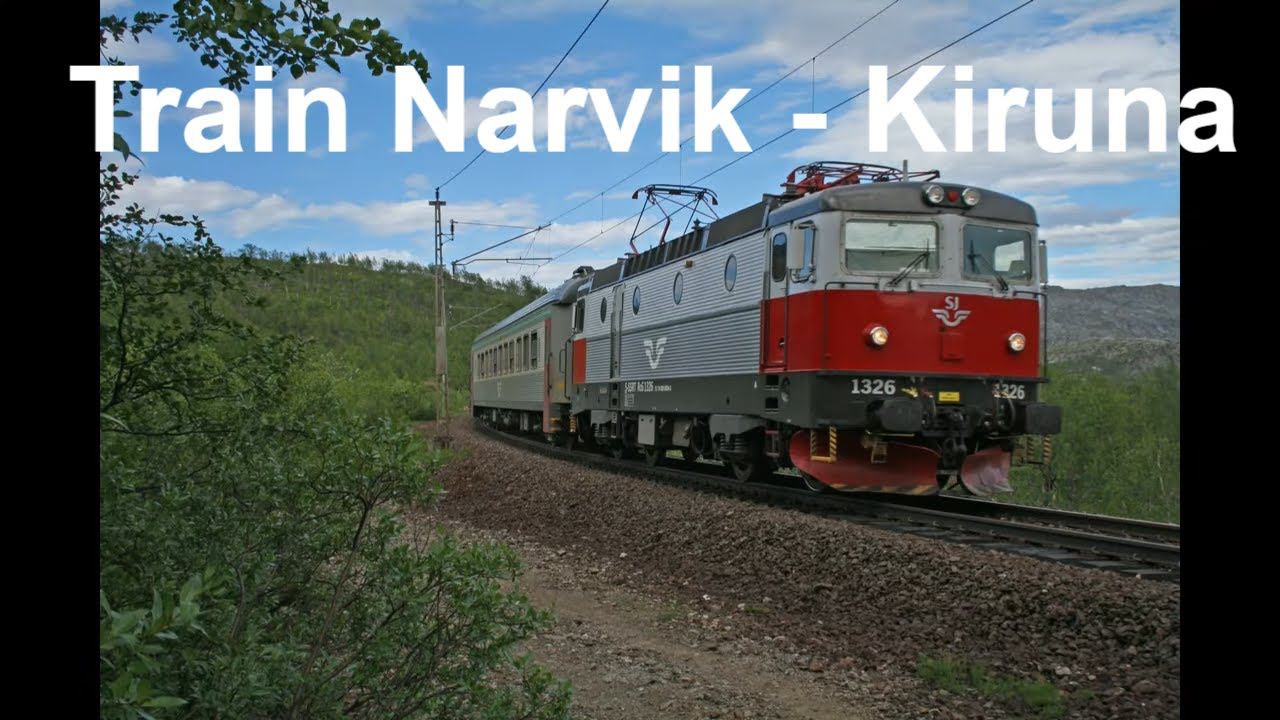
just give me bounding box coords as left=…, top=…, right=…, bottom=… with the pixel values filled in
left=760, top=163, right=1061, bottom=495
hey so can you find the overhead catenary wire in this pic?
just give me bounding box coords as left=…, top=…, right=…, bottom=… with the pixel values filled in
left=546, top=0, right=1039, bottom=265
left=435, top=0, right=611, bottom=192
left=452, top=220, right=542, bottom=231
left=541, top=0, right=904, bottom=228
left=450, top=224, right=549, bottom=273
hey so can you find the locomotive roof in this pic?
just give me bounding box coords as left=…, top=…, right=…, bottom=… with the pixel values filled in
left=574, top=181, right=1036, bottom=297
left=766, top=181, right=1037, bottom=227
left=472, top=272, right=591, bottom=346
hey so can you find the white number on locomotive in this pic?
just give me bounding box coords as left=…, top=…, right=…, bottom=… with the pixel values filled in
left=995, top=383, right=1026, bottom=399
left=851, top=378, right=896, bottom=395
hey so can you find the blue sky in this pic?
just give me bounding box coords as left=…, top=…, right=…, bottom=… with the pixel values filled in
left=102, top=0, right=1180, bottom=289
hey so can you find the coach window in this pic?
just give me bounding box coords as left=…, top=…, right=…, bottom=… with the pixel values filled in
left=632, top=286, right=641, bottom=314
left=530, top=331, right=539, bottom=368
left=599, top=297, right=608, bottom=324
left=724, top=254, right=737, bottom=291
left=770, top=232, right=788, bottom=282
left=574, top=299, right=585, bottom=332
left=843, top=219, right=938, bottom=275
left=672, top=272, right=683, bottom=304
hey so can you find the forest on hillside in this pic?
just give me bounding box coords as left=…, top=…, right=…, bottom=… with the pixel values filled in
left=228, top=247, right=546, bottom=421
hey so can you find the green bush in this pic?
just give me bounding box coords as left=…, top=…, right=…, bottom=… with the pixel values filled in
left=100, top=165, right=570, bottom=719
left=1008, top=363, right=1180, bottom=522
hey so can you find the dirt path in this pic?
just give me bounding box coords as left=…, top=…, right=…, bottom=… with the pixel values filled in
left=502, top=527, right=879, bottom=720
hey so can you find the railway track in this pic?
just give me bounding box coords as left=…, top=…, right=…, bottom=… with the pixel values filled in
left=472, top=422, right=1180, bottom=583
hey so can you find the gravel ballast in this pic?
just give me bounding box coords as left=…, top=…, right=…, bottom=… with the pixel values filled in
left=423, top=421, right=1180, bottom=719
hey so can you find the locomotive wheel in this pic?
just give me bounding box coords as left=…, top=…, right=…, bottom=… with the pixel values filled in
left=730, top=456, right=769, bottom=483
left=800, top=471, right=827, bottom=494
left=611, top=443, right=633, bottom=460
left=680, top=447, right=699, bottom=463
left=562, top=432, right=576, bottom=452
left=642, top=446, right=664, bottom=467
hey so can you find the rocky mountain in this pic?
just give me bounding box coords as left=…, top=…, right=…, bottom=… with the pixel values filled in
left=1044, top=284, right=1180, bottom=373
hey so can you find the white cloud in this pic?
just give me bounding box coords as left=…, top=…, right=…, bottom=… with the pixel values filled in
left=1054, top=0, right=1179, bottom=31
left=1021, top=193, right=1132, bottom=227
left=1053, top=271, right=1178, bottom=289
left=120, top=176, right=259, bottom=215
left=1041, top=215, right=1179, bottom=287
left=1041, top=215, right=1179, bottom=250
left=352, top=248, right=429, bottom=265
left=129, top=173, right=541, bottom=239
left=225, top=194, right=308, bottom=236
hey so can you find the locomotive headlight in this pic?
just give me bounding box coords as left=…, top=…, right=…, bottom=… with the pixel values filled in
left=1008, top=332, right=1027, bottom=352
left=780, top=377, right=791, bottom=403
left=866, top=324, right=890, bottom=347
left=961, top=187, right=982, bottom=206
left=923, top=184, right=946, bottom=204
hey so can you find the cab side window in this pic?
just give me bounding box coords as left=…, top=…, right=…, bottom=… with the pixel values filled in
left=797, top=225, right=816, bottom=282
left=770, top=232, right=787, bottom=282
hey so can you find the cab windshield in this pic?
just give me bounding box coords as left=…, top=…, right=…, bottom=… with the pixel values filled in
left=963, top=225, right=1032, bottom=282
left=843, top=219, right=938, bottom=274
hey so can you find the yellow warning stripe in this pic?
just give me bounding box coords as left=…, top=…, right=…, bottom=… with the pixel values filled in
left=810, top=427, right=838, bottom=463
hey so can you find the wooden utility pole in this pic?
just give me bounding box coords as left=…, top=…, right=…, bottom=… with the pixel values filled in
left=429, top=190, right=448, bottom=427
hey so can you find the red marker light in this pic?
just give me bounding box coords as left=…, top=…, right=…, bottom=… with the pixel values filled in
left=947, top=190, right=960, bottom=202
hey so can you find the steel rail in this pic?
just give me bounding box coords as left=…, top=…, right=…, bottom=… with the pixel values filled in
left=860, top=493, right=1180, bottom=546
left=471, top=422, right=1180, bottom=583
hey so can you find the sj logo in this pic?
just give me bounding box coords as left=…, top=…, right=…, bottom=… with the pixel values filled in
left=643, top=337, right=667, bottom=369
left=932, top=295, right=971, bottom=328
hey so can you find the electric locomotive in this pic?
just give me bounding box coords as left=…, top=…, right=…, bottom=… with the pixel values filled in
left=472, top=162, right=1061, bottom=495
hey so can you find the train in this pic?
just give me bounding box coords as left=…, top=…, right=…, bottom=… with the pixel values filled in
left=469, top=162, right=1062, bottom=496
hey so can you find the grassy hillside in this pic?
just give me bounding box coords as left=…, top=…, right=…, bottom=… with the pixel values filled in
left=227, top=249, right=545, bottom=421
left=230, top=253, right=1178, bottom=522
